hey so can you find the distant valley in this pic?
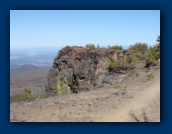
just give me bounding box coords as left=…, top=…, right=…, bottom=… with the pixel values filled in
left=10, top=47, right=60, bottom=71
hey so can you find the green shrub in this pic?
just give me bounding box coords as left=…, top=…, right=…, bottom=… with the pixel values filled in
left=56, top=71, right=71, bottom=96
left=57, top=73, right=63, bottom=96
left=111, top=45, right=123, bottom=50
left=145, top=56, right=158, bottom=67
left=156, top=36, right=160, bottom=43
left=139, top=53, right=148, bottom=60
left=108, top=50, right=141, bottom=71
left=107, top=57, right=134, bottom=72
left=108, top=58, right=127, bottom=70
left=85, top=44, right=95, bottom=49
left=126, top=53, right=140, bottom=64
left=129, top=43, right=148, bottom=51
left=126, top=48, right=148, bottom=63
left=24, top=87, right=35, bottom=101
left=144, top=36, right=160, bottom=67
left=149, top=44, right=160, bottom=60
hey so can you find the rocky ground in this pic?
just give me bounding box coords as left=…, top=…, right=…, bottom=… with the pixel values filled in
left=10, top=62, right=160, bottom=122
left=10, top=70, right=49, bottom=96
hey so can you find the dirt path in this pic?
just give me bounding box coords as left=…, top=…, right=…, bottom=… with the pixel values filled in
left=98, top=78, right=160, bottom=122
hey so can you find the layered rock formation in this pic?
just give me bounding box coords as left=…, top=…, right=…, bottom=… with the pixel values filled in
left=46, top=46, right=127, bottom=96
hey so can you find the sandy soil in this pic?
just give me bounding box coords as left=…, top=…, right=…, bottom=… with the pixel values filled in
left=10, top=65, right=160, bottom=122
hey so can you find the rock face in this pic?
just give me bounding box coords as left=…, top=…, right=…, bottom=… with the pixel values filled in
left=46, top=46, right=127, bottom=96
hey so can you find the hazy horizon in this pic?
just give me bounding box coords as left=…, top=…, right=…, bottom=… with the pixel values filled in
left=10, top=47, right=59, bottom=70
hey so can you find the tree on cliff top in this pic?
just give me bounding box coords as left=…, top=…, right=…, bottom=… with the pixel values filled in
left=85, top=44, right=95, bottom=49
left=148, top=36, right=160, bottom=60
left=129, top=43, right=148, bottom=51
left=111, top=45, right=123, bottom=50
left=156, top=35, right=160, bottom=43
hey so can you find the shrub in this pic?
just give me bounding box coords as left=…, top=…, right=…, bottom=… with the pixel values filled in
left=57, top=72, right=63, bottom=96
left=145, top=43, right=160, bottom=67
left=108, top=57, right=133, bottom=72
left=24, top=87, right=35, bottom=101
left=145, top=56, right=158, bottom=67
left=126, top=47, right=148, bottom=63
left=126, top=52, right=140, bottom=64
left=149, top=44, right=160, bottom=60
left=108, top=58, right=127, bottom=70
left=156, top=36, right=160, bottom=43
left=111, top=45, right=123, bottom=50
left=85, top=44, right=95, bottom=49
left=56, top=71, right=71, bottom=96
left=129, top=43, right=148, bottom=51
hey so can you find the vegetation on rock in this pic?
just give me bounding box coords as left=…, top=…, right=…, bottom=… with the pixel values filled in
left=145, top=36, right=160, bottom=67
left=111, top=45, right=123, bottom=50
left=57, top=73, right=63, bottom=96
left=56, top=69, right=71, bottom=96
left=85, top=44, right=95, bottom=49
left=129, top=43, right=148, bottom=51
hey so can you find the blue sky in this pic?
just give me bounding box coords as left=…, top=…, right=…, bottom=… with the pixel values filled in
left=10, top=10, right=160, bottom=49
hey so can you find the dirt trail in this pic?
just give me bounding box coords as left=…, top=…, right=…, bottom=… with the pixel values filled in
left=98, top=78, right=160, bottom=122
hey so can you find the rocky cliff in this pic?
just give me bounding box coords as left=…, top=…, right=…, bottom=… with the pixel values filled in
left=46, top=46, right=127, bottom=96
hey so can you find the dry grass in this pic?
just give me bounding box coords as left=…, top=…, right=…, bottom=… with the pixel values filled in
left=10, top=94, right=28, bottom=103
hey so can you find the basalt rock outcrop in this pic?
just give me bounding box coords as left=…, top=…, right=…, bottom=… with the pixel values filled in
left=46, top=46, right=127, bottom=96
